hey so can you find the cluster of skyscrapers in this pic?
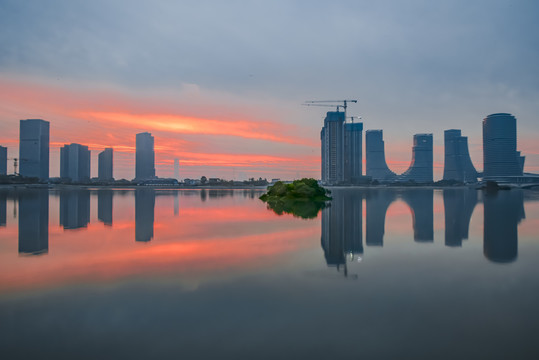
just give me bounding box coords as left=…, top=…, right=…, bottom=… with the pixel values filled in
left=0, top=119, right=158, bottom=182
left=320, top=111, right=530, bottom=185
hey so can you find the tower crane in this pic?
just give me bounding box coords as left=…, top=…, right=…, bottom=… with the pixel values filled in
left=347, top=116, right=362, bottom=124
left=7, top=158, right=19, bottom=175
left=7, top=158, right=29, bottom=176
left=303, top=99, right=358, bottom=119
left=302, top=103, right=345, bottom=112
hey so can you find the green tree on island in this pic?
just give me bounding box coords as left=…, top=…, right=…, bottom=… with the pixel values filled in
left=259, top=178, right=331, bottom=219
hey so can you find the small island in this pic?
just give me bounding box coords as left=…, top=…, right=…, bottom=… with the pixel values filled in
left=259, top=178, right=331, bottom=219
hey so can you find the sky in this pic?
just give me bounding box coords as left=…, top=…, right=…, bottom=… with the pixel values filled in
left=1, top=0, right=538, bottom=180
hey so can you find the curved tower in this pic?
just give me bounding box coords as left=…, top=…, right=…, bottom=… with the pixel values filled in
left=399, top=134, right=433, bottom=183
left=443, top=129, right=478, bottom=183
left=365, top=130, right=396, bottom=181
left=482, top=113, right=523, bottom=179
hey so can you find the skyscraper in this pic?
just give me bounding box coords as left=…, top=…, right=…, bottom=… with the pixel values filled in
left=136, top=132, right=155, bottom=180
left=365, top=130, right=396, bottom=181
left=482, top=113, right=524, bottom=179
left=98, top=148, right=113, bottom=181
left=0, top=146, right=6, bottom=175
left=443, top=129, right=478, bottom=183
left=398, top=133, right=433, bottom=183
left=344, top=122, right=363, bottom=183
left=60, top=143, right=91, bottom=182
left=320, top=112, right=345, bottom=185
left=19, top=119, right=49, bottom=180
left=174, top=158, right=180, bottom=180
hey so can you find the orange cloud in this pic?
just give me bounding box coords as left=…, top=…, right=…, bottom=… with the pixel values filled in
left=76, top=111, right=314, bottom=146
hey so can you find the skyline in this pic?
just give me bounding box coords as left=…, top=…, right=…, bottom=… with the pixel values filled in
left=1, top=1, right=539, bottom=180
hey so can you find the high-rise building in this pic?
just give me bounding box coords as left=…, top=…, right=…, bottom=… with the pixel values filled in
left=365, top=130, right=396, bottom=181
left=483, top=113, right=524, bottom=179
left=398, top=134, right=433, bottom=183
left=19, top=119, right=49, bottom=180
left=98, top=148, right=113, bottom=181
left=174, top=158, right=180, bottom=180
left=0, top=146, right=7, bottom=175
left=443, top=129, right=478, bottom=183
left=320, top=112, right=345, bottom=185
left=60, top=143, right=91, bottom=182
left=344, top=122, right=363, bottom=183
left=136, top=132, right=155, bottom=180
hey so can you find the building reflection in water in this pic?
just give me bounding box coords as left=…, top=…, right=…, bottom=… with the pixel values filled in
left=135, top=189, right=155, bottom=242
left=364, top=189, right=434, bottom=246
left=60, top=190, right=90, bottom=230
left=18, top=190, right=49, bottom=255
left=365, top=190, right=394, bottom=247
left=0, top=191, right=6, bottom=226
left=200, top=189, right=207, bottom=202
left=322, top=188, right=528, bottom=268
left=174, top=191, right=179, bottom=216
left=98, top=190, right=113, bottom=226
left=483, top=189, right=525, bottom=263
left=401, top=189, right=434, bottom=242
left=443, top=189, right=477, bottom=247
left=321, top=190, right=363, bottom=277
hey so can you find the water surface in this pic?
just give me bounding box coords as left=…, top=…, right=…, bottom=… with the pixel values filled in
left=1, top=187, right=538, bottom=359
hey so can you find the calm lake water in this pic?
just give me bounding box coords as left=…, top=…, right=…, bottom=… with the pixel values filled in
left=1, top=187, right=539, bottom=359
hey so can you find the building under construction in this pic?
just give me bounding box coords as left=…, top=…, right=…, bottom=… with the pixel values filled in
left=320, top=111, right=364, bottom=185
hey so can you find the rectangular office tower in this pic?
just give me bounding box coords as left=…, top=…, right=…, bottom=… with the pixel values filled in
left=136, top=132, right=155, bottom=180
left=0, top=146, right=7, bottom=175
left=60, top=143, right=91, bottom=182
left=19, top=119, right=50, bottom=180
left=344, top=122, right=363, bottom=183
left=98, top=148, right=114, bottom=181
left=320, top=112, right=345, bottom=185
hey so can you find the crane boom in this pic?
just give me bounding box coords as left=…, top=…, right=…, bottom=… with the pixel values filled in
left=303, top=99, right=358, bottom=118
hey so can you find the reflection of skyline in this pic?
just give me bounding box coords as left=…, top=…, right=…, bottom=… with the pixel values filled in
left=483, top=190, right=525, bottom=263
left=443, top=189, right=477, bottom=247
left=98, top=190, right=113, bottom=226
left=364, top=189, right=434, bottom=246
left=18, top=190, right=48, bottom=255
left=60, top=190, right=90, bottom=230
left=135, top=189, right=155, bottom=242
left=322, top=188, right=529, bottom=269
